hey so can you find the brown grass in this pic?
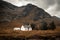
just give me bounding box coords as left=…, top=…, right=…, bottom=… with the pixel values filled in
left=0, top=27, right=60, bottom=38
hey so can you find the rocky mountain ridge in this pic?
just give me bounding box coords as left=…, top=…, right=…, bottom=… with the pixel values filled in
left=0, top=0, right=59, bottom=30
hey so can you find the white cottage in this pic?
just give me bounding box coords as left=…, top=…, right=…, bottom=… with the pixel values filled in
left=20, top=25, right=26, bottom=31
left=13, top=27, right=20, bottom=31
left=20, top=25, right=32, bottom=31
left=13, top=24, right=32, bottom=31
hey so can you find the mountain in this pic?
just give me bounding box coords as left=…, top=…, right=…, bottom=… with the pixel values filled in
left=0, top=0, right=25, bottom=22
left=0, top=0, right=58, bottom=30
left=0, top=0, right=51, bottom=22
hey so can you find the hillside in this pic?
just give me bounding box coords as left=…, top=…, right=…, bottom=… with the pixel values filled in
left=0, top=0, right=55, bottom=30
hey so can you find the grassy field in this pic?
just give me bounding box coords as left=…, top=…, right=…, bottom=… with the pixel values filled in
left=0, top=27, right=60, bottom=38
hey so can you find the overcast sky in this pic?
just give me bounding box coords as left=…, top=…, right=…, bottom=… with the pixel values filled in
left=3, top=0, right=60, bottom=18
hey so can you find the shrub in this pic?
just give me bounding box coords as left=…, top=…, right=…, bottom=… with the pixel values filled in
left=31, top=23, right=37, bottom=30
left=48, top=21, right=56, bottom=30
left=40, top=21, right=48, bottom=30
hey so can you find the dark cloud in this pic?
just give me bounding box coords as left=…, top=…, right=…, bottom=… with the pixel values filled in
left=46, top=0, right=60, bottom=17
left=56, top=0, right=60, bottom=4
left=45, top=0, right=55, bottom=6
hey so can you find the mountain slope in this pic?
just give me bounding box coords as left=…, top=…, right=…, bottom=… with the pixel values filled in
left=0, top=1, right=51, bottom=22
left=0, top=0, right=18, bottom=10
left=0, top=0, right=58, bottom=30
